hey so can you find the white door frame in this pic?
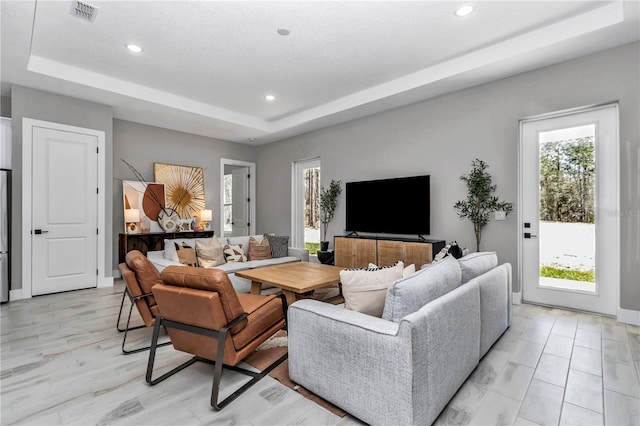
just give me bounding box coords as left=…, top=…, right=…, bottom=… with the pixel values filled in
left=291, top=157, right=320, bottom=249
left=220, top=158, right=256, bottom=236
left=22, top=118, right=110, bottom=299
left=517, top=103, right=619, bottom=316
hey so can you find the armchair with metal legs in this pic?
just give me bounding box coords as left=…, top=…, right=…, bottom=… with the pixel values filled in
left=145, top=266, right=288, bottom=410
left=116, top=250, right=171, bottom=354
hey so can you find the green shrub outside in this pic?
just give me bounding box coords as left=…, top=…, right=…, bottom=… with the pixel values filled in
left=540, top=265, right=595, bottom=282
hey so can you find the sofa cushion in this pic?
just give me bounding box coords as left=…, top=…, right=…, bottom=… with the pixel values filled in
left=164, top=238, right=196, bottom=262
left=195, top=237, right=226, bottom=268
left=340, top=261, right=404, bottom=317
left=248, top=236, right=272, bottom=261
left=266, top=234, right=289, bottom=258
left=382, top=256, right=462, bottom=322
left=227, top=235, right=264, bottom=257
left=175, top=242, right=197, bottom=267
left=224, top=244, right=248, bottom=262
left=458, top=252, right=498, bottom=283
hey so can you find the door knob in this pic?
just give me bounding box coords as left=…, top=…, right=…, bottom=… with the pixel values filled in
left=33, top=229, right=49, bottom=235
left=524, top=233, right=537, bottom=239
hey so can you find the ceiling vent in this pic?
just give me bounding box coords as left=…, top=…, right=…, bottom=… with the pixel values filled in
left=69, top=1, right=99, bottom=22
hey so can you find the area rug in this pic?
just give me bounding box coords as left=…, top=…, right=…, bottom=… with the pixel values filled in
left=244, top=331, right=347, bottom=418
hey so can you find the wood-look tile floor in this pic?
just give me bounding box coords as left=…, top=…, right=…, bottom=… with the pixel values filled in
left=1, top=280, right=639, bottom=425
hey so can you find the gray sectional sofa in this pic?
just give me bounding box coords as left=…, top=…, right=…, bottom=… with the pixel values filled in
left=288, top=252, right=512, bottom=426
left=147, top=234, right=309, bottom=293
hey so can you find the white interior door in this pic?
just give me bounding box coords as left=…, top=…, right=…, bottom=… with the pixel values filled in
left=519, top=105, right=619, bottom=315
left=31, top=126, right=98, bottom=295
left=231, top=167, right=249, bottom=236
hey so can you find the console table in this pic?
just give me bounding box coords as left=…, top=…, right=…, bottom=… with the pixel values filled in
left=118, top=231, right=214, bottom=263
left=334, top=236, right=446, bottom=269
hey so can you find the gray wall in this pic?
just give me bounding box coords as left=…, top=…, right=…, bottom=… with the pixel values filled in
left=113, top=119, right=256, bottom=270
left=1, top=95, right=11, bottom=117
left=10, top=85, right=114, bottom=291
left=256, top=42, right=640, bottom=311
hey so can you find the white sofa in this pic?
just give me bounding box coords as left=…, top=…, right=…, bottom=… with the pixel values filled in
left=147, top=234, right=309, bottom=293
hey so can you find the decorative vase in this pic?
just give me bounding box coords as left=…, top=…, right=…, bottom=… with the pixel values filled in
left=320, top=241, right=329, bottom=251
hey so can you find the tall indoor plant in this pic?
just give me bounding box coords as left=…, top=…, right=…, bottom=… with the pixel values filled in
left=454, top=159, right=513, bottom=252
left=319, top=179, right=342, bottom=251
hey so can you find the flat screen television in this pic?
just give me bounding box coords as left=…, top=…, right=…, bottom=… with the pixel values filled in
left=345, top=175, right=430, bottom=236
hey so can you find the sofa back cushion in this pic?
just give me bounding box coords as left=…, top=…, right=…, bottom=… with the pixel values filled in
left=340, top=261, right=404, bottom=317
left=458, top=252, right=498, bottom=283
left=382, top=256, right=462, bottom=322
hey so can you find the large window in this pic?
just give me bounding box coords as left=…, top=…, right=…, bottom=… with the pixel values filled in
left=292, top=158, right=321, bottom=254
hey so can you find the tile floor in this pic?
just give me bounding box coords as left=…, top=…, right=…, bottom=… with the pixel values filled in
left=1, top=281, right=639, bottom=425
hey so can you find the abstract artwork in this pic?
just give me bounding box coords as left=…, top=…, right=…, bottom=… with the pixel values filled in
left=123, top=180, right=165, bottom=232
left=154, top=163, right=205, bottom=220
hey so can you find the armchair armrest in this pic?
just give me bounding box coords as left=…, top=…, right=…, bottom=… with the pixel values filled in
left=287, top=246, right=309, bottom=262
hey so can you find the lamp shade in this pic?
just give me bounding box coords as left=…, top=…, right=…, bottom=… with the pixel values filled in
left=201, top=209, right=212, bottom=221
left=125, top=208, right=140, bottom=223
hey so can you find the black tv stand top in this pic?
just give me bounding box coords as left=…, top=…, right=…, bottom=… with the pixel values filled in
left=338, top=234, right=445, bottom=244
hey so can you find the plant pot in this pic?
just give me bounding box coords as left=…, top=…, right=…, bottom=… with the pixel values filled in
left=320, top=241, right=329, bottom=251
left=317, top=250, right=334, bottom=265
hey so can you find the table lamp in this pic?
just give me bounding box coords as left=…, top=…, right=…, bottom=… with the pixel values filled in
left=200, top=209, right=212, bottom=230
left=125, top=208, right=140, bottom=234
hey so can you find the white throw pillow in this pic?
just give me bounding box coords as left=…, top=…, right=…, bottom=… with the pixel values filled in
left=196, top=237, right=226, bottom=268
left=340, top=261, right=404, bottom=317
left=369, top=262, right=415, bottom=278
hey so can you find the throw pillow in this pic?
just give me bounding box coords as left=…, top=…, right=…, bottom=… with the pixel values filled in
left=223, top=244, right=247, bottom=262
left=458, top=252, right=498, bottom=283
left=381, top=256, right=462, bottom=323
left=248, top=236, right=272, bottom=261
left=164, top=238, right=196, bottom=262
left=175, top=242, right=197, bottom=267
left=195, top=237, right=226, bottom=268
left=266, top=235, right=289, bottom=258
left=369, top=262, right=415, bottom=277
left=340, top=261, right=404, bottom=317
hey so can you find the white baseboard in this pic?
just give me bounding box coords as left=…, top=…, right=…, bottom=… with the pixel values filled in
left=617, top=307, right=640, bottom=326
left=512, top=291, right=522, bottom=304
left=98, top=276, right=114, bottom=288
left=9, top=289, right=26, bottom=301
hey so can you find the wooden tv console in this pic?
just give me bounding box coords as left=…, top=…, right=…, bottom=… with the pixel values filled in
left=334, top=236, right=446, bottom=269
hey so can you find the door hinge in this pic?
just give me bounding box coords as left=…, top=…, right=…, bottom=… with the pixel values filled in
left=96, top=147, right=99, bottom=154
left=248, top=222, right=251, bottom=227
left=96, top=269, right=98, bottom=276
left=96, top=187, right=99, bottom=194
left=96, top=228, right=99, bottom=235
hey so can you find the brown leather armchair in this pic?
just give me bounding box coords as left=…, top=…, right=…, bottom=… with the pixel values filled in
left=117, top=250, right=171, bottom=354
left=146, top=265, right=288, bottom=410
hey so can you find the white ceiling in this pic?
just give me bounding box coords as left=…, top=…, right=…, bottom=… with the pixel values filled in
left=1, top=1, right=638, bottom=144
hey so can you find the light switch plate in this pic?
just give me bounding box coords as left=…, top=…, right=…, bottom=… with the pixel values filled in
left=494, top=211, right=506, bottom=221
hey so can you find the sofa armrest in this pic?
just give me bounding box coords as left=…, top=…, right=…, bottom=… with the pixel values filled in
left=287, top=246, right=309, bottom=262
left=146, top=251, right=183, bottom=272
left=288, top=300, right=413, bottom=425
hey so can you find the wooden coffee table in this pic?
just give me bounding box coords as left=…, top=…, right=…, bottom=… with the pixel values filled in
left=235, top=262, right=344, bottom=306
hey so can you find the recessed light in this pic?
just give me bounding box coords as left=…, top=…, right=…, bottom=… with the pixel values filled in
left=126, top=44, right=143, bottom=53
left=454, top=4, right=474, bottom=17
left=277, top=28, right=290, bottom=36
left=265, top=94, right=275, bottom=101
left=249, top=138, right=256, bottom=141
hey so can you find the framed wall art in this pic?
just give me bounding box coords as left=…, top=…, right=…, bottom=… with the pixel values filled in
left=123, top=180, right=166, bottom=233
left=153, top=162, right=205, bottom=220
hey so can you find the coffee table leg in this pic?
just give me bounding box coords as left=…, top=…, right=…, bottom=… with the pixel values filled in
left=250, top=281, right=262, bottom=295
left=282, top=290, right=298, bottom=306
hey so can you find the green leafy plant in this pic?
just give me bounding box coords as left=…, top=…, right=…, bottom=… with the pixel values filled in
left=454, top=159, right=513, bottom=252
left=540, top=264, right=595, bottom=282
left=319, top=179, right=342, bottom=243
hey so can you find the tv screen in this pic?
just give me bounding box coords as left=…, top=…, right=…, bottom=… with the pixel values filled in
left=345, top=175, right=430, bottom=236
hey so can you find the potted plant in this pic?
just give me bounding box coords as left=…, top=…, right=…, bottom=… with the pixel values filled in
left=319, top=179, right=342, bottom=252
left=454, top=159, right=513, bottom=252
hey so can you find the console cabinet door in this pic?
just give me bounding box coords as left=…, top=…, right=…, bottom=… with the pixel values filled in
left=334, top=237, right=377, bottom=268
left=403, top=242, right=432, bottom=268
left=334, top=237, right=355, bottom=268
left=377, top=240, right=403, bottom=267
left=354, top=239, right=376, bottom=268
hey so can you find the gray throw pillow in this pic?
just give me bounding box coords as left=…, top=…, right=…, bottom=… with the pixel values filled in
left=381, top=256, right=462, bottom=322
left=458, top=252, right=498, bottom=283
left=266, top=235, right=289, bottom=258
